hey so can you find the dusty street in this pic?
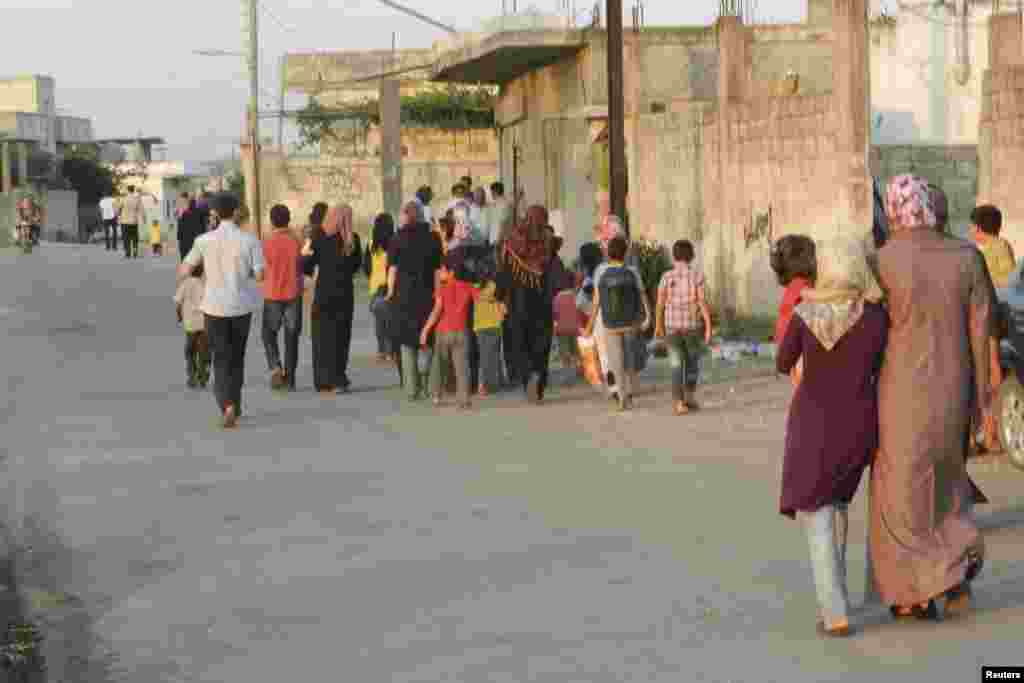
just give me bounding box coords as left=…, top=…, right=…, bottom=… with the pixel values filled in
left=1, top=244, right=1022, bottom=682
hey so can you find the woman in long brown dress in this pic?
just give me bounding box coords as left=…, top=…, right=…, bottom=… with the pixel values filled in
left=869, top=174, right=990, bottom=619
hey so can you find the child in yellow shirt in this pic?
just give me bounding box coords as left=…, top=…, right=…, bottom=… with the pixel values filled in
left=150, top=219, right=163, bottom=257
left=474, top=276, right=506, bottom=397
left=973, top=204, right=1015, bottom=452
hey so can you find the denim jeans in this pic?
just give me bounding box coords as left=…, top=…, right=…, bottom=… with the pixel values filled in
left=430, top=330, right=470, bottom=403
left=400, top=345, right=433, bottom=400
left=262, top=297, right=303, bottom=386
left=798, top=503, right=850, bottom=624
left=476, top=328, right=503, bottom=391
left=666, top=331, right=703, bottom=401
left=369, top=293, right=393, bottom=355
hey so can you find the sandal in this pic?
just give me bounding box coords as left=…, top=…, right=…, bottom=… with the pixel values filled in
left=816, top=619, right=853, bottom=638
left=890, top=600, right=939, bottom=621
left=944, top=582, right=973, bottom=618
left=674, top=401, right=689, bottom=416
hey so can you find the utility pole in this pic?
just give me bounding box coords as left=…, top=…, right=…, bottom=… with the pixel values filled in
left=380, top=32, right=402, bottom=219
left=278, top=55, right=286, bottom=150
left=244, top=0, right=262, bottom=237
left=607, top=0, right=627, bottom=231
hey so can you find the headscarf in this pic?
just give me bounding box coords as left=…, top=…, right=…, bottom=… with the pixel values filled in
left=371, top=213, right=395, bottom=253
left=795, top=237, right=872, bottom=350
left=448, top=205, right=483, bottom=251
left=324, top=203, right=355, bottom=254
left=885, top=174, right=936, bottom=233
left=503, top=204, right=554, bottom=289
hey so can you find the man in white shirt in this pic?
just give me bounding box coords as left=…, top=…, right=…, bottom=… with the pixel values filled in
left=117, top=185, right=146, bottom=259
left=414, top=186, right=434, bottom=226
left=177, top=193, right=265, bottom=429
left=487, top=181, right=513, bottom=248
left=99, top=195, right=118, bottom=251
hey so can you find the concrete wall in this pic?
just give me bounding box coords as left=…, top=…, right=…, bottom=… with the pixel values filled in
left=870, top=1, right=994, bottom=146
left=630, top=0, right=871, bottom=315
left=979, top=13, right=1024, bottom=258
left=40, top=190, right=79, bottom=242
left=871, top=144, right=978, bottom=238
left=253, top=126, right=498, bottom=239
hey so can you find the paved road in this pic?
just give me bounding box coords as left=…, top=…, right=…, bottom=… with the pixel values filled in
left=1, top=244, right=1023, bottom=683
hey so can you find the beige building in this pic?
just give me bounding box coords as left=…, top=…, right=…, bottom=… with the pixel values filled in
left=250, top=50, right=500, bottom=235
left=0, top=75, right=93, bottom=193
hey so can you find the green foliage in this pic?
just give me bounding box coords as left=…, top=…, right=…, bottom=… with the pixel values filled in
left=60, top=147, right=117, bottom=206
left=632, top=238, right=672, bottom=295
left=226, top=172, right=246, bottom=197
left=296, top=86, right=496, bottom=150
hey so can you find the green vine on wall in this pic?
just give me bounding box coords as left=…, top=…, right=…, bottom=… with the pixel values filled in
left=296, top=86, right=496, bottom=150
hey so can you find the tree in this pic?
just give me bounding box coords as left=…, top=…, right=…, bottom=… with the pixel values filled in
left=295, top=85, right=497, bottom=151
left=60, top=148, right=117, bottom=206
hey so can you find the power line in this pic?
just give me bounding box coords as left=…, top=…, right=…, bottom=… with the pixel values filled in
left=258, top=1, right=297, bottom=34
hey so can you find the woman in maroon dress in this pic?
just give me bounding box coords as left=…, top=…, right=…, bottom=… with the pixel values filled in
left=777, top=237, right=888, bottom=637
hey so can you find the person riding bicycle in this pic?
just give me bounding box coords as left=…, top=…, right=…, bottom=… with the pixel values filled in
left=15, top=197, right=43, bottom=251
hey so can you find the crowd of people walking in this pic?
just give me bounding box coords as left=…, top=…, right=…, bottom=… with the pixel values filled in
left=169, top=171, right=1012, bottom=638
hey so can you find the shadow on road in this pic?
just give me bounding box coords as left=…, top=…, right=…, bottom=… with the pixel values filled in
left=0, top=518, right=119, bottom=683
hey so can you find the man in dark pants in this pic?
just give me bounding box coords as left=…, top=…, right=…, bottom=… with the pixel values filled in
left=177, top=192, right=265, bottom=428
left=99, top=194, right=118, bottom=251
left=261, top=205, right=303, bottom=391
left=118, top=185, right=146, bottom=258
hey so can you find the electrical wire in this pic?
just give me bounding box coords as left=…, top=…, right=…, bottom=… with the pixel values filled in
left=258, top=1, right=298, bottom=34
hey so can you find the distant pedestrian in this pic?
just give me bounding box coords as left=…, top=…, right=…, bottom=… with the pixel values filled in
left=174, top=264, right=210, bottom=389
left=99, top=194, right=119, bottom=251
left=149, top=219, right=163, bottom=257
left=365, top=212, right=396, bottom=363
left=177, top=198, right=205, bottom=263
left=776, top=236, right=888, bottom=638
left=486, top=181, right=513, bottom=248
left=655, top=240, right=712, bottom=415
left=117, top=185, right=146, bottom=258
left=301, top=203, right=362, bottom=394
left=497, top=204, right=561, bottom=403
left=421, top=255, right=484, bottom=408
left=415, top=186, right=435, bottom=227
left=262, top=204, right=304, bottom=392
left=583, top=234, right=652, bottom=411
left=387, top=201, right=444, bottom=401
left=304, top=202, right=329, bottom=378
left=473, top=271, right=505, bottom=397
left=177, top=192, right=265, bottom=429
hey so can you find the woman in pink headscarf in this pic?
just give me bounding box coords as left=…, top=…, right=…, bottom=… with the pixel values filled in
left=868, top=174, right=991, bottom=621
left=301, top=203, right=363, bottom=393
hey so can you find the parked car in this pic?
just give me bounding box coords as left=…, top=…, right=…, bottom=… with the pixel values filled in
left=996, top=283, right=1024, bottom=470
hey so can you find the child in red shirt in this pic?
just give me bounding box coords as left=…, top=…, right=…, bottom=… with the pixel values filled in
left=421, top=257, right=482, bottom=408
left=769, top=235, right=816, bottom=386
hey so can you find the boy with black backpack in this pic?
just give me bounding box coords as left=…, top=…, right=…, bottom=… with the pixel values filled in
left=583, top=235, right=652, bottom=411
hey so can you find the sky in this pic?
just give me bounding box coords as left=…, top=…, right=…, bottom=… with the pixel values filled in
left=2, top=0, right=827, bottom=164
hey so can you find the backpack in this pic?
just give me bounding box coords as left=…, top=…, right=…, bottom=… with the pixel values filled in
left=553, top=290, right=580, bottom=336
left=598, top=266, right=642, bottom=332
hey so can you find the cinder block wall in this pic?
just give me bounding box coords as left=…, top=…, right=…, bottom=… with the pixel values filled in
left=629, top=0, right=872, bottom=315
left=979, top=14, right=1024, bottom=259
left=871, top=145, right=978, bottom=238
